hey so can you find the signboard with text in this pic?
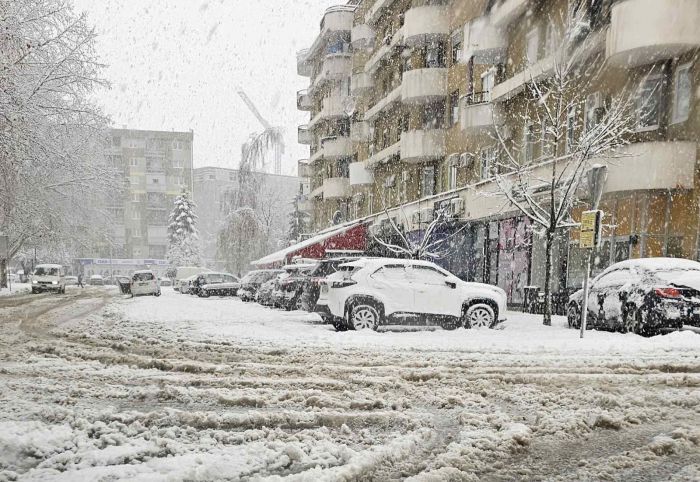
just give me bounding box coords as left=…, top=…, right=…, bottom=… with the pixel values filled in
left=579, top=210, right=603, bottom=249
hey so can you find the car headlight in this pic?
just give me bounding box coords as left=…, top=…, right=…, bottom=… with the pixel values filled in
left=52, top=281, right=58, bottom=285
left=32, top=280, right=38, bottom=284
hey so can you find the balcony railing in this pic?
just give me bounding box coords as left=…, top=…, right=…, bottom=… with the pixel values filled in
left=297, top=89, right=312, bottom=111
left=463, top=91, right=491, bottom=105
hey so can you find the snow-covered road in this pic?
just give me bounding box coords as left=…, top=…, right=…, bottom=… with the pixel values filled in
left=1, top=287, right=699, bottom=481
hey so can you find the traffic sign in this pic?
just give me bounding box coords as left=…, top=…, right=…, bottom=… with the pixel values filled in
left=579, top=210, right=602, bottom=249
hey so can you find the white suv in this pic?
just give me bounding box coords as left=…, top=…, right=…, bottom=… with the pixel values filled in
left=316, top=258, right=507, bottom=331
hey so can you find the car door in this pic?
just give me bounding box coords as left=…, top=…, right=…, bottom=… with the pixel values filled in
left=410, top=265, right=460, bottom=316
left=588, top=268, right=630, bottom=327
left=368, top=264, right=414, bottom=317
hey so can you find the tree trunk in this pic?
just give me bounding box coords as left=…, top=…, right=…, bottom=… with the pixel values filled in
left=0, top=259, right=7, bottom=289
left=542, top=229, right=554, bottom=326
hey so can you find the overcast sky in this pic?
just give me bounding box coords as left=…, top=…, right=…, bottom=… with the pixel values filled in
left=72, top=0, right=339, bottom=176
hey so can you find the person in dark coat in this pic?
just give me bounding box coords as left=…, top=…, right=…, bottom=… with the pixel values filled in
left=77, top=273, right=84, bottom=288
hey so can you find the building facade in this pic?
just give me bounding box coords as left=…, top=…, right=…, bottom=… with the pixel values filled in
left=296, top=0, right=700, bottom=304
left=193, top=167, right=300, bottom=268
left=105, top=128, right=194, bottom=260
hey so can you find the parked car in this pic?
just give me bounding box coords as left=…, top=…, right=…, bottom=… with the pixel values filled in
left=174, top=266, right=211, bottom=292
left=195, top=272, right=240, bottom=297
left=238, top=269, right=284, bottom=302
left=277, top=264, right=317, bottom=310
left=256, top=277, right=280, bottom=306
left=64, top=276, right=78, bottom=286
left=89, top=275, right=104, bottom=286
left=130, top=270, right=161, bottom=297
left=567, top=258, right=700, bottom=336
left=300, top=257, right=360, bottom=312
left=31, top=264, right=66, bottom=294
left=116, top=275, right=131, bottom=295
left=179, top=274, right=199, bottom=294
left=159, top=278, right=172, bottom=287
left=317, top=258, right=507, bottom=332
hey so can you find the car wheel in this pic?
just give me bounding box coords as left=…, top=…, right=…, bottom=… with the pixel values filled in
left=623, top=304, right=644, bottom=335
left=31, top=288, right=38, bottom=294
left=201, top=290, right=210, bottom=298
left=349, top=304, right=380, bottom=331
left=567, top=303, right=581, bottom=329
left=464, top=303, right=495, bottom=329
left=155, top=290, right=161, bottom=297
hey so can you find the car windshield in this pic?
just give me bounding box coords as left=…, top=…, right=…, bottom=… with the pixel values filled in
left=206, top=274, right=224, bottom=283
left=34, top=267, right=59, bottom=276
left=133, top=272, right=154, bottom=281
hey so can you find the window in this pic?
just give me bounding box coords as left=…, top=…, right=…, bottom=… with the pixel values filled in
left=412, top=265, right=448, bottom=285
left=481, top=69, right=495, bottom=99
left=151, top=177, right=159, bottom=184
left=132, top=210, right=140, bottom=220
left=132, top=193, right=140, bottom=202
left=172, top=159, right=184, bottom=168
left=593, top=269, right=634, bottom=289
left=672, top=62, right=692, bottom=124
left=524, top=122, right=535, bottom=161
left=636, top=74, right=663, bottom=131
left=541, top=118, right=554, bottom=158
left=368, top=192, right=374, bottom=214
left=566, top=105, right=577, bottom=153
left=526, top=27, right=539, bottom=65
left=451, top=29, right=462, bottom=65
left=132, top=227, right=141, bottom=238
left=172, top=140, right=184, bottom=150
left=373, top=265, right=409, bottom=282
left=400, top=170, right=409, bottom=202
left=448, top=157, right=458, bottom=190
left=480, top=146, right=495, bottom=180
left=131, top=175, right=141, bottom=185
left=422, top=101, right=446, bottom=129
left=130, top=158, right=138, bottom=167
left=425, top=41, right=446, bottom=68
left=421, top=166, right=435, bottom=197
left=112, top=136, right=121, bottom=147
left=449, top=90, right=459, bottom=127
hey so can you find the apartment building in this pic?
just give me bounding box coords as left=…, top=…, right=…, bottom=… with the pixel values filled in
left=193, top=167, right=300, bottom=268
left=105, top=128, right=194, bottom=260
left=296, top=0, right=700, bottom=304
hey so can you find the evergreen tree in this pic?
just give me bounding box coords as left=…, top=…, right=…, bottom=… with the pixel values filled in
left=286, top=201, right=310, bottom=244
left=166, top=191, right=201, bottom=269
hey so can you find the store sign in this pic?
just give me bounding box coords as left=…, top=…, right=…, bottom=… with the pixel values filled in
left=579, top=210, right=603, bottom=249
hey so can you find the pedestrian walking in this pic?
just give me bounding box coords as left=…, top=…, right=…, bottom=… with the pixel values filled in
left=77, top=273, right=84, bottom=288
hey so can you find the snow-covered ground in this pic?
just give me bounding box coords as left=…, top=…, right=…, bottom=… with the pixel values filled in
left=1, top=287, right=699, bottom=481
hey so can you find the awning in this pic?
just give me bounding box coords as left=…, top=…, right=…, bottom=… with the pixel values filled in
left=251, top=222, right=368, bottom=268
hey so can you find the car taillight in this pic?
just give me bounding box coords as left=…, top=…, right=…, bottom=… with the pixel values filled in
left=655, top=287, right=682, bottom=299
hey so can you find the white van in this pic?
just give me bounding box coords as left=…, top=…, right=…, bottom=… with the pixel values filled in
left=174, top=266, right=211, bottom=292
left=130, top=270, right=161, bottom=297
left=31, top=264, right=66, bottom=294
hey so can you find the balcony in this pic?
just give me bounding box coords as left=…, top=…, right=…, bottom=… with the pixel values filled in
left=297, top=160, right=310, bottom=178
left=491, top=0, right=529, bottom=28
left=401, top=68, right=447, bottom=104
left=365, top=83, right=402, bottom=120
left=297, top=90, right=312, bottom=111
left=491, top=56, right=554, bottom=102
left=298, top=125, right=311, bottom=145
left=309, top=148, right=324, bottom=165
left=296, top=49, right=311, bottom=77
left=400, top=129, right=445, bottom=163
left=460, top=92, right=496, bottom=133
left=349, top=161, right=374, bottom=185
left=321, top=91, right=347, bottom=119
left=312, top=55, right=352, bottom=89
left=320, top=6, right=354, bottom=36
left=321, top=136, right=352, bottom=160
left=367, top=140, right=401, bottom=168
left=463, top=16, right=507, bottom=64
left=365, top=26, right=404, bottom=73
left=350, top=121, right=371, bottom=142
left=403, top=5, right=450, bottom=47
left=606, top=0, right=700, bottom=68
left=600, top=141, right=697, bottom=193
left=351, top=71, right=374, bottom=95
left=351, top=24, right=375, bottom=50
left=322, top=177, right=351, bottom=199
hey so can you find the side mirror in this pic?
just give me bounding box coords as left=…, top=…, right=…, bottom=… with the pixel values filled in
left=445, top=280, right=457, bottom=289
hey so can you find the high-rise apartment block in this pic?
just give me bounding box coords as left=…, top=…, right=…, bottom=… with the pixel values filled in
left=295, top=0, right=700, bottom=303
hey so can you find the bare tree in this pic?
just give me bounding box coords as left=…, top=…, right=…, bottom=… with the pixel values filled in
left=0, top=0, right=117, bottom=285
left=489, top=7, right=638, bottom=325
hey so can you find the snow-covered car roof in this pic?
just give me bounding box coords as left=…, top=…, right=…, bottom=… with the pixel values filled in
left=133, top=270, right=155, bottom=274
left=607, top=257, right=700, bottom=272
left=339, top=257, right=446, bottom=271
left=35, top=264, right=62, bottom=268
left=90, top=274, right=103, bottom=278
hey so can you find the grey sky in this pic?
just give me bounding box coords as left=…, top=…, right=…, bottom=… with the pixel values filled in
left=73, top=0, right=339, bottom=176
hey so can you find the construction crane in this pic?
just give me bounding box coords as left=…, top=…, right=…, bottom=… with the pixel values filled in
left=237, top=90, right=283, bottom=174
